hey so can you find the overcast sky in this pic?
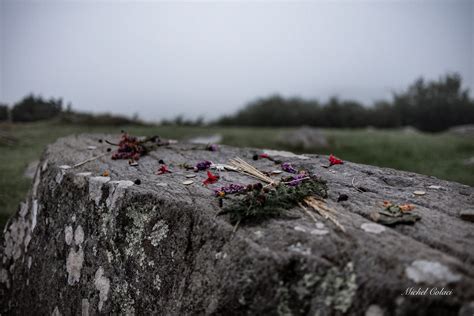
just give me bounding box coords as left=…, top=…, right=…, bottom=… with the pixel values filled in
left=1, top=0, right=473, bottom=121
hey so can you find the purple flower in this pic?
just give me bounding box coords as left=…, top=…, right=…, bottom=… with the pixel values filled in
left=214, top=183, right=246, bottom=196
left=195, top=160, right=212, bottom=171
left=286, top=174, right=309, bottom=186
left=281, top=162, right=297, bottom=174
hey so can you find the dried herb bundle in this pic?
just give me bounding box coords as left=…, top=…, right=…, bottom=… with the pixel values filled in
left=218, top=175, right=327, bottom=225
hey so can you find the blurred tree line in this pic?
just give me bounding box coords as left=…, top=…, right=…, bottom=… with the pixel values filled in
left=216, top=74, right=474, bottom=132
left=0, top=94, right=62, bottom=122
left=0, top=94, right=144, bottom=126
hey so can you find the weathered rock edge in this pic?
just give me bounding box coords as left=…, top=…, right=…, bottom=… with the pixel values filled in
left=1, top=134, right=474, bottom=315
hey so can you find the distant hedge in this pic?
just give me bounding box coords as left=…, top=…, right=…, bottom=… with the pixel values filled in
left=216, top=74, right=474, bottom=132
left=11, top=95, right=62, bottom=122
left=0, top=104, right=8, bottom=121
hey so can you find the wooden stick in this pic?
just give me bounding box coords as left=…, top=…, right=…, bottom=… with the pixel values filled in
left=72, top=153, right=107, bottom=169
left=304, top=197, right=346, bottom=232
left=298, top=202, right=319, bottom=223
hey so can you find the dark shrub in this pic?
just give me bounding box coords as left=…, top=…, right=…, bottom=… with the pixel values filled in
left=11, top=94, right=62, bottom=122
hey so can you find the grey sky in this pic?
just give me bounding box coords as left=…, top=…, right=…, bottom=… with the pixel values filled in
left=1, top=0, right=473, bottom=121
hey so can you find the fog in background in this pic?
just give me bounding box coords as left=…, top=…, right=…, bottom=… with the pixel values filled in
left=1, top=0, right=473, bottom=121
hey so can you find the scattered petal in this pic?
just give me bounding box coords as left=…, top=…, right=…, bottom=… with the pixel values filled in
left=203, top=171, right=219, bottom=186
left=329, top=154, right=343, bottom=166
left=157, top=165, right=171, bottom=175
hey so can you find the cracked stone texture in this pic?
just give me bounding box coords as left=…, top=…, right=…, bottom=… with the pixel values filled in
left=1, top=134, right=474, bottom=315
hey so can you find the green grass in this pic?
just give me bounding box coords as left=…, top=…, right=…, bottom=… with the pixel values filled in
left=1, top=121, right=473, bottom=228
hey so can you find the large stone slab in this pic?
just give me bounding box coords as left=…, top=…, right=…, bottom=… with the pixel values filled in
left=1, top=134, right=473, bottom=315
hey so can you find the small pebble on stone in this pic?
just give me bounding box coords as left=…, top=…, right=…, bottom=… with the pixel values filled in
left=414, top=190, right=426, bottom=196
left=156, top=182, right=168, bottom=187
left=107, top=148, right=112, bottom=152
left=428, top=185, right=442, bottom=190
left=337, top=194, right=349, bottom=202
left=183, top=180, right=194, bottom=185
left=134, top=179, right=141, bottom=185
left=159, top=159, right=165, bottom=164
left=185, top=174, right=196, bottom=178
left=129, top=161, right=139, bottom=166
left=87, top=146, right=97, bottom=150
left=271, top=170, right=282, bottom=174
left=460, top=210, right=474, bottom=222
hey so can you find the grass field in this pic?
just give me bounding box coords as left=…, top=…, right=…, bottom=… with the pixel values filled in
left=1, top=121, right=473, bottom=227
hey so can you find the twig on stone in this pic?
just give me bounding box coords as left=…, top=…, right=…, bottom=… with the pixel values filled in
left=298, top=202, right=318, bottom=223
left=72, top=153, right=107, bottom=169
left=351, top=177, right=364, bottom=193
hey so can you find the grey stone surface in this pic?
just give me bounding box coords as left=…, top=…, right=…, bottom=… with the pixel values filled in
left=1, top=134, right=474, bottom=315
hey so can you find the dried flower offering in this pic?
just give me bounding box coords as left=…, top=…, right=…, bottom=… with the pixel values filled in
left=213, top=183, right=246, bottom=197
left=109, top=132, right=170, bottom=161
left=371, top=201, right=420, bottom=226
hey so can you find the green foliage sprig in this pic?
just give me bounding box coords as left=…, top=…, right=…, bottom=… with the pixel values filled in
left=218, top=175, right=327, bottom=225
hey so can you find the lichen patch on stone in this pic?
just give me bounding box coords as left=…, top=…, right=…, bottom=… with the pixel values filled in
left=51, top=306, right=62, bottom=316
left=88, top=176, right=111, bottom=205
left=319, top=262, right=357, bottom=313
left=0, top=268, right=10, bottom=289
left=365, top=304, right=384, bottom=316
left=106, top=180, right=134, bottom=209
left=94, top=267, right=110, bottom=312
left=66, top=247, right=84, bottom=285
left=76, top=172, right=92, bottom=177
left=361, top=223, right=386, bottom=234
left=154, top=275, right=162, bottom=291
left=4, top=217, right=27, bottom=262
left=310, top=228, right=329, bottom=236
left=148, top=220, right=169, bottom=247
left=65, top=226, right=73, bottom=245
left=405, top=260, right=461, bottom=285
left=74, top=225, right=84, bottom=246
left=288, top=242, right=312, bottom=256
left=81, top=298, right=90, bottom=316
left=31, top=199, right=38, bottom=232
